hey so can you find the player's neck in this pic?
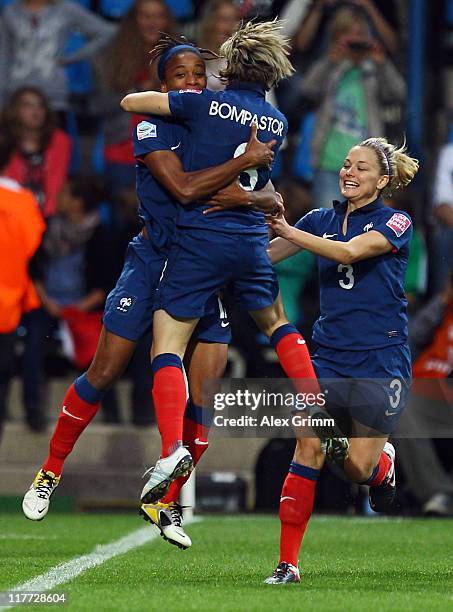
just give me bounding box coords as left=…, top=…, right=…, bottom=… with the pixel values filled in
left=347, top=194, right=378, bottom=213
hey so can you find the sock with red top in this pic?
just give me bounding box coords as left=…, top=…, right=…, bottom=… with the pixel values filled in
left=152, top=353, right=187, bottom=458
left=278, top=461, right=319, bottom=567
left=161, top=400, right=212, bottom=504
left=270, top=324, right=320, bottom=396
left=42, top=374, right=103, bottom=476
left=360, top=451, right=392, bottom=487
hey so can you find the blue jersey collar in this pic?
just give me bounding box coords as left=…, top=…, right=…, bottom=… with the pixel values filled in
left=333, top=197, right=385, bottom=216
left=225, top=81, right=266, bottom=97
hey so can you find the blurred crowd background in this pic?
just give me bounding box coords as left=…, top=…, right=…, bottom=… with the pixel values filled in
left=0, top=0, right=452, bottom=516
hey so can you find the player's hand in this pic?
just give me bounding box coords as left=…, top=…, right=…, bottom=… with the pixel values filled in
left=245, top=123, right=276, bottom=169
left=266, top=208, right=293, bottom=240
left=253, top=191, right=285, bottom=215
left=203, top=181, right=249, bottom=214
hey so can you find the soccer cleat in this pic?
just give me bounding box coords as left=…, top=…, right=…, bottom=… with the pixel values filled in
left=369, top=442, right=396, bottom=512
left=264, top=562, right=301, bottom=584
left=140, top=501, right=192, bottom=549
left=22, top=470, right=60, bottom=521
left=141, top=446, right=193, bottom=504
left=308, top=408, right=349, bottom=465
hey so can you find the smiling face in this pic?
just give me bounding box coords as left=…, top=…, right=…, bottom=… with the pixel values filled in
left=160, top=51, right=207, bottom=92
left=339, top=146, right=389, bottom=206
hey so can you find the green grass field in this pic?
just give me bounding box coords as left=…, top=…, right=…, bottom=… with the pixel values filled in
left=2, top=513, right=453, bottom=611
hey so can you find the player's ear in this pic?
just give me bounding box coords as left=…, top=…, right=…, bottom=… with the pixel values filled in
left=377, top=175, right=389, bottom=190
left=161, top=82, right=168, bottom=93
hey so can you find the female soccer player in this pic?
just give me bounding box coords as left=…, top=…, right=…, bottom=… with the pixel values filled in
left=22, top=38, right=276, bottom=550
left=121, top=20, right=321, bottom=506
left=264, top=137, right=419, bottom=583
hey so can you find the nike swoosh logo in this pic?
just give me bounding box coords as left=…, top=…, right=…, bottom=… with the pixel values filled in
left=322, top=233, right=337, bottom=239
left=280, top=496, right=296, bottom=502
left=220, top=321, right=230, bottom=328
left=62, top=406, right=83, bottom=421
left=194, top=438, right=209, bottom=445
left=297, top=338, right=305, bottom=345
left=170, top=142, right=181, bottom=150
left=385, top=410, right=397, bottom=417
left=37, top=508, right=46, bottom=514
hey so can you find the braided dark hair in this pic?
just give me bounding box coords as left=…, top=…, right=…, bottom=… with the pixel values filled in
left=149, top=32, right=218, bottom=66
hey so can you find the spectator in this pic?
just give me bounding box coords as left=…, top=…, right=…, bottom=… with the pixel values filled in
left=1, top=87, right=71, bottom=218
left=430, top=141, right=453, bottom=295
left=395, top=275, right=453, bottom=516
left=92, top=0, right=177, bottom=198
left=293, top=0, right=400, bottom=60
left=197, top=0, right=240, bottom=90
left=0, top=135, right=45, bottom=436
left=300, top=6, right=406, bottom=208
left=25, top=175, right=121, bottom=426
left=0, top=0, right=115, bottom=113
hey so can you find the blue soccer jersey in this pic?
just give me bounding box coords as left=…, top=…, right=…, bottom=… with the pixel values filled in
left=295, top=198, right=412, bottom=350
left=168, top=82, right=288, bottom=234
left=102, top=115, right=232, bottom=345
left=133, top=115, right=191, bottom=253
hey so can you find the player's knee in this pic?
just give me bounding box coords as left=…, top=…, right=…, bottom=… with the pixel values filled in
left=86, top=362, right=122, bottom=391
left=294, top=438, right=324, bottom=469
left=344, top=456, right=375, bottom=483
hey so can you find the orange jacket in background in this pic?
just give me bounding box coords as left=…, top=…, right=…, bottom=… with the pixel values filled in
left=0, top=177, right=45, bottom=333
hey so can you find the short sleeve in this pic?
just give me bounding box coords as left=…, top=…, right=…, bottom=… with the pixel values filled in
left=133, top=118, right=174, bottom=159
left=374, top=211, right=413, bottom=250
left=168, top=88, right=205, bottom=120
left=295, top=208, right=322, bottom=235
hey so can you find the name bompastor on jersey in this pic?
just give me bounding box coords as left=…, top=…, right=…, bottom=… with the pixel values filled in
left=208, top=100, right=284, bottom=136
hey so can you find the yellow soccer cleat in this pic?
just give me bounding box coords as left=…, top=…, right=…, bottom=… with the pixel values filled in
left=140, top=501, right=192, bottom=550
left=22, top=470, right=61, bottom=521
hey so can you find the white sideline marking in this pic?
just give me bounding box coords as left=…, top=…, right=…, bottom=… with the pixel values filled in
left=1, top=518, right=199, bottom=610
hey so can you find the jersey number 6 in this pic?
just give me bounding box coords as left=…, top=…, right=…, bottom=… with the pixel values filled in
left=337, top=264, right=355, bottom=290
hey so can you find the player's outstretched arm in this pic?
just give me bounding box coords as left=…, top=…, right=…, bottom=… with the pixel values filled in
left=203, top=181, right=282, bottom=215
left=268, top=235, right=302, bottom=264
left=268, top=211, right=392, bottom=264
left=121, top=91, right=171, bottom=116
left=142, top=124, right=274, bottom=205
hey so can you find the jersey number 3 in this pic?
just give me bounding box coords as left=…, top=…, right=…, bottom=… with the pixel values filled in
left=337, top=264, right=355, bottom=290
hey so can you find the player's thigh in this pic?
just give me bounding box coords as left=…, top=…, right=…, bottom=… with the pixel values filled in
left=103, top=233, right=163, bottom=342
left=87, top=326, right=137, bottom=389
left=348, top=345, right=411, bottom=435
left=156, top=231, right=231, bottom=320
left=249, top=292, right=288, bottom=337
left=233, top=234, right=281, bottom=319
left=152, top=309, right=199, bottom=359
